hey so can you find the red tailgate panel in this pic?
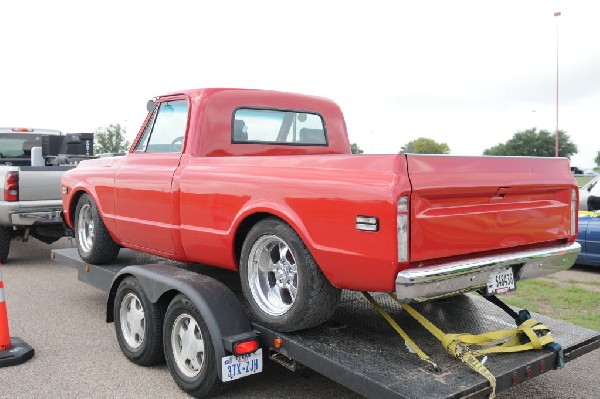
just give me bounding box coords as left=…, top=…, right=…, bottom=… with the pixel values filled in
left=407, top=156, right=576, bottom=263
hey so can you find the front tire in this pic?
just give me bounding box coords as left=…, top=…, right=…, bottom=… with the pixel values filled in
left=0, top=226, right=11, bottom=263
left=74, top=193, right=120, bottom=264
left=239, top=218, right=341, bottom=332
left=164, top=295, right=225, bottom=398
left=114, top=277, right=164, bottom=366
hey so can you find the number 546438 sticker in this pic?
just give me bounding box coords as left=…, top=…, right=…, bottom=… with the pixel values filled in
left=486, top=267, right=516, bottom=295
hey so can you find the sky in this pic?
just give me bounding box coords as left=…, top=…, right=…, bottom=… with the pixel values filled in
left=1, top=0, right=598, bottom=168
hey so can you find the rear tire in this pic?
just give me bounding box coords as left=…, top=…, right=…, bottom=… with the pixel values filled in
left=0, top=226, right=11, bottom=263
left=74, top=193, right=120, bottom=264
left=164, top=295, right=225, bottom=398
left=114, top=277, right=164, bottom=366
left=239, top=218, right=341, bottom=332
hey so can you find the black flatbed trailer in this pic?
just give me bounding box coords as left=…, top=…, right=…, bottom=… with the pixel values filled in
left=52, top=248, right=600, bottom=399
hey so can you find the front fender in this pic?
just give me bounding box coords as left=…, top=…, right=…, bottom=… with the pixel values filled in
left=63, top=185, right=93, bottom=228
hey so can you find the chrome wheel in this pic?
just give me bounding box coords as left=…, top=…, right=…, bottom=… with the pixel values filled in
left=171, top=313, right=205, bottom=378
left=247, top=235, right=298, bottom=316
left=77, top=203, right=94, bottom=253
left=119, top=293, right=146, bottom=349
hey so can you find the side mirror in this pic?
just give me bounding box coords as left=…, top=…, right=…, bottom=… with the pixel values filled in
left=147, top=100, right=156, bottom=113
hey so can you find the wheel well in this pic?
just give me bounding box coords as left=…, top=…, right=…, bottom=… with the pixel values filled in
left=107, top=273, right=179, bottom=323
left=156, top=289, right=178, bottom=313
left=69, top=189, right=87, bottom=225
left=107, top=273, right=130, bottom=322
left=233, top=212, right=284, bottom=264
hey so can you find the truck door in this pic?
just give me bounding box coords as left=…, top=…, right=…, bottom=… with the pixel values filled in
left=114, top=98, right=188, bottom=255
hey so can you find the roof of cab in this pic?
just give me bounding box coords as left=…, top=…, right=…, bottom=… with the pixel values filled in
left=155, top=88, right=335, bottom=105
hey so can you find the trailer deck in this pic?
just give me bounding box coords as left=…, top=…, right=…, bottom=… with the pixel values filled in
left=52, top=248, right=600, bottom=399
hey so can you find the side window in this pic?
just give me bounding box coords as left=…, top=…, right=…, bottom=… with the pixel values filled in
left=233, top=108, right=327, bottom=145
left=136, top=99, right=188, bottom=153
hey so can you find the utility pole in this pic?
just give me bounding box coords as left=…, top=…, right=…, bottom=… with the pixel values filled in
left=554, top=11, right=561, bottom=157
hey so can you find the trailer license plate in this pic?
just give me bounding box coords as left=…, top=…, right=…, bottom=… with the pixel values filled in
left=487, top=267, right=515, bottom=295
left=221, top=348, right=263, bottom=381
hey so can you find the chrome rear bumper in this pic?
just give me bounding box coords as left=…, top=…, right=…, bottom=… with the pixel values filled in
left=395, top=242, right=581, bottom=303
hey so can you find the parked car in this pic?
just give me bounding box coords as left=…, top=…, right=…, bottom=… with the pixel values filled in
left=576, top=211, right=600, bottom=266
left=579, top=176, right=599, bottom=211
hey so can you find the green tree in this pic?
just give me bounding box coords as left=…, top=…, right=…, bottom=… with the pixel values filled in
left=351, top=143, right=364, bottom=154
left=399, top=137, right=450, bottom=154
left=483, top=128, right=577, bottom=158
left=595, top=150, right=600, bottom=169
left=94, top=124, right=130, bottom=154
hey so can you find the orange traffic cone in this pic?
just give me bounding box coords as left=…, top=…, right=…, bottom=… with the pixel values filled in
left=0, top=264, right=9, bottom=350
left=0, top=262, right=34, bottom=367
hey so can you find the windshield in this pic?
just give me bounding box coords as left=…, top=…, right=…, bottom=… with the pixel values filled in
left=0, top=133, right=44, bottom=158
left=582, top=176, right=599, bottom=192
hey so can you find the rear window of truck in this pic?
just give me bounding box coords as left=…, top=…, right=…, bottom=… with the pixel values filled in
left=232, top=108, right=327, bottom=145
left=0, top=133, right=43, bottom=158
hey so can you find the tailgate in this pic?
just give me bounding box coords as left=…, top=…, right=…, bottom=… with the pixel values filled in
left=407, top=155, right=576, bottom=262
left=18, top=166, right=74, bottom=201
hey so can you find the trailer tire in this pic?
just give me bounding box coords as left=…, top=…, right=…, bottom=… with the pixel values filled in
left=74, top=193, right=120, bottom=264
left=240, top=218, right=341, bottom=332
left=0, top=226, right=11, bottom=263
left=164, top=294, right=225, bottom=398
left=114, top=277, right=165, bottom=366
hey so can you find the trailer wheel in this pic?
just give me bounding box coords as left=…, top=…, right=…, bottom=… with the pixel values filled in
left=240, top=218, right=341, bottom=332
left=164, top=295, right=225, bottom=398
left=74, top=193, right=120, bottom=264
left=114, top=277, right=164, bottom=366
left=0, top=226, right=11, bottom=263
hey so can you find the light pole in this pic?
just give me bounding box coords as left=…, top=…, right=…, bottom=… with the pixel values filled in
left=554, top=11, right=561, bottom=157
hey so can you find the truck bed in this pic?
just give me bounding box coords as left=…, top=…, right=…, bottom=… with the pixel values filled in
left=51, top=248, right=600, bottom=399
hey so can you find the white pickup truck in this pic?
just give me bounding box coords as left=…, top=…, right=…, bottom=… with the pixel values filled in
left=0, top=127, right=94, bottom=262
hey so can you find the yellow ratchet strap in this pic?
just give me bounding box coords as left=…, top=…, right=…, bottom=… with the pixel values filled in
left=362, top=292, right=441, bottom=372
left=364, top=292, right=561, bottom=399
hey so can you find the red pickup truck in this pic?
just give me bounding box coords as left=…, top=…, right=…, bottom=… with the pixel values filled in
left=61, top=88, right=580, bottom=332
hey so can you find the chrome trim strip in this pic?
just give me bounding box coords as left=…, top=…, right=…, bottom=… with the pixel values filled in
left=356, top=216, right=378, bottom=232
left=395, top=242, right=581, bottom=303
left=578, top=239, right=600, bottom=245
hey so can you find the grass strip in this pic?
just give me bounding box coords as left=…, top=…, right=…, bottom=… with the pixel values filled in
left=502, top=279, right=600, bottom=331
left=576, top=176, right=594, bottom=187
left=567, top=279, right=600, bottom=287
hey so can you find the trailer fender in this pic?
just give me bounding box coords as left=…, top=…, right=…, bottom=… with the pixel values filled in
left=106, top=264, right=256, bottom=379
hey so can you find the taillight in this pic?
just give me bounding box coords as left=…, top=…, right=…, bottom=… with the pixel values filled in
left=233, top=339, right=259, bottom=356
left=397, top=195, right=409, bottom=262
left=4, top=172, right=18, bottom=201
left=571, top=188, right=577, bottom=235
left=11, top=128, right=33, bottom=132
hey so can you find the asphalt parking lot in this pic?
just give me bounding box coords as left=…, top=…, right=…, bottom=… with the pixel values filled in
left=1, top=238, right=599, bottom=399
